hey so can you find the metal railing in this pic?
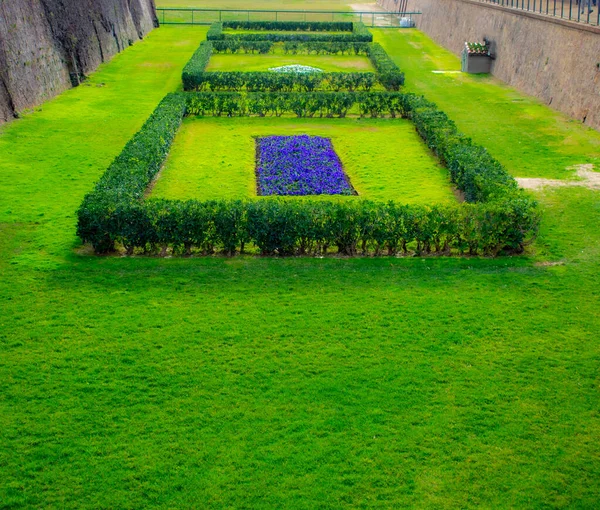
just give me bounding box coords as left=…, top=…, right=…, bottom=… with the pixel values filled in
left=155, top=8, right=421, bottom=28
left=475, top=0, right=599, bottom=26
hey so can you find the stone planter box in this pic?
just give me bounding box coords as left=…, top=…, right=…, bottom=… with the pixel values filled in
left=461, top=41, right=492, bottom=74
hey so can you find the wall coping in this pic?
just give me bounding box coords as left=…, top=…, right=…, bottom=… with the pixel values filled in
left=451, top=0, right=600, bottom=34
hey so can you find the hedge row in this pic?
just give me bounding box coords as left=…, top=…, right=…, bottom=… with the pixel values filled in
left=211, top=40, right=371, bottom=56
left=401, top=94, right=519, bottom=203
left=182, top=41, right=212, bottom=90
left=207, top=21, right=373, bottom=42
left=283, top=41, right=370, bottom=55
left=77, top=92, right=539, bottom=256
left=212, top=40, right=274, bottom=54
left=181, top=91, right=528, bottom=203
left=96, top=198, right=539, bottom=257
left=185, top=92, right=408, bottom=118
left=222, top=21, right=354, bottom=32
left=185, top=72, right=380, bottom=92
left=367, top=43, right=404, bottom=91
left=181, top=41, right=404, bottom=92
left=77, top=94, right=187, bottom=253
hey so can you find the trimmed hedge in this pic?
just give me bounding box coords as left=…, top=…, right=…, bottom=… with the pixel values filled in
left=184, top=71, right=379, bottom=93
left=186, top=91, right=401, bottom=118
left=222, top=21, right=354, bottom=32
left=97, top=198, right=538, bottom=257
left=207, top=21, right=373, bottom=42
left=211, top=40, right=371, bottom=56
left=77, top=93, right=187, bottom=253
left=77, top=91, right=539, bottom=256
left=182, top=41, right=404, bottom=92
left=181, top=41, right=212, bottom=92
left=367, top=43, right=404, bottom=91
left=212, top=40, right=275, bottom=54
left=399, top=94, right=519, bottom=202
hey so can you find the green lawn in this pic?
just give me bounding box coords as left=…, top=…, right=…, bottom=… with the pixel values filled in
left=206, top=52, right=375, bottom=72
left=155, top=0, right=368, bottom=24
left=376, top=30, right=600, bottom=180
left=1, top=24, right=600, bottom=508
left=151, top=117, right=455, bottom=203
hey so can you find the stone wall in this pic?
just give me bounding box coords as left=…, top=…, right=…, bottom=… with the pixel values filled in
left=0, top=0, right=158, bottom=123
left=379, top=0, right=600, bottom=130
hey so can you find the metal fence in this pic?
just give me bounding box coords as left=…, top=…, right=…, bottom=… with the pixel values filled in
left=476, top=0, right=599, bottom=26
left=155, top=8, right=421, bottom=28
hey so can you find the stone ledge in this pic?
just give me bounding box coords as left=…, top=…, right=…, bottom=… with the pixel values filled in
left=455, top=0, right=600, bottom=34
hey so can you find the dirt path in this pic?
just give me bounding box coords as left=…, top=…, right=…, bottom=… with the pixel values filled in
left=350, top=3, right=397, bottom=26
left=517, top=164, right=600, bottom=191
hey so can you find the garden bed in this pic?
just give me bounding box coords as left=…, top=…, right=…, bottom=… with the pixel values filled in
left=77, top=92, right=539, bottom=257
left=151, top=116, right=454, bottom=204
left=255, top=135, right=356, bottom=196
left=207, top=21, right=373, bottom=42
left=182, top=40, right=403, bottom=92
left=76, top=21, right=537, bottom=258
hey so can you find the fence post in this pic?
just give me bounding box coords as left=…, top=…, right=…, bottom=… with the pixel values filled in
left=192, top=10, right=194, bottom=25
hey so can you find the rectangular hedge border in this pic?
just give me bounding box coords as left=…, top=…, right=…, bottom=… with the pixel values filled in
left=77, top=91, right=539, bottom=256
left=182, top=41, right=404, bottom=92
left=207, top=21, right=373, bottom=43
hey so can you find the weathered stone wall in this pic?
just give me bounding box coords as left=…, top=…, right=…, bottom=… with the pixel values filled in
left=0, top=0, right=158, bottom=123
left=379, top=0, right=600, bottom=130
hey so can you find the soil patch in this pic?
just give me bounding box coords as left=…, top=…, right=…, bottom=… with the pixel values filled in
left=517, top=164, right=600, bottom=191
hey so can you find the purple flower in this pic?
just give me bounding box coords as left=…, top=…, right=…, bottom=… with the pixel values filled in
left=256, top=135, right=354, bottom=196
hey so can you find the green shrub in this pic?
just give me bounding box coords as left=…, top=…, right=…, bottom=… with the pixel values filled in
left=77, top=94, right=187, bottom=252
left=184, top=70, right=382, bottom=93
left=77, top=92, right=539, bottom=257
left=399, top=93, right=519, bottom=203
left=282, top=41, right=370, bottom=55
left=185, top=92, right=407, bottom=118
left=206, top=22, right=224, bottom=41
left=182, top=41, right=212, bottom=91
left=212, top=40, right=274, bottom=54
left=206, top=21, right=373, bottom=43
left=222, top=21, right=354, bottom=32
left=182, top=41, right=401, bottom=92
left=367, top=43, right=405, bottom=90
left=97, top=198, right=537, bottom=257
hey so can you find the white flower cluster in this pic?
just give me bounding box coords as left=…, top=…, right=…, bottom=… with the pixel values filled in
left=268, top=65, right=324, bottom=74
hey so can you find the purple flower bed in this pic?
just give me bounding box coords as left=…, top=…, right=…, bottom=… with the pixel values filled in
left=256, top=135, right=355, bottom=196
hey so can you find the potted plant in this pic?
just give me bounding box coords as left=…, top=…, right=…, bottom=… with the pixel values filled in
left=461, top=40, right=493, bottom=74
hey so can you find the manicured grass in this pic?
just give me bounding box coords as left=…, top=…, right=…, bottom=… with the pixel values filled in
left=221, top=30, right=345, bottom=34
left=0, top=25, right=207, bottom=261
left=155, top=0, right=367, bottom=24
left=1, top=24, right=600, bottom=508
left=151, top=117, right=455, bottom=203
left=206, top=52, right=375, bottom=72
left=375, top=29, right=600, bottom=180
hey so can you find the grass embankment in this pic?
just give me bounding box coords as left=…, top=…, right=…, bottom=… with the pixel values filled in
left=152, top=117, right=454, bottom=203
left=1, top=25, right=600, bottom=508
left=376, top=29, right=600, bottom=180
left=206, top=52, right=375, bottom=72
